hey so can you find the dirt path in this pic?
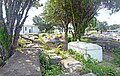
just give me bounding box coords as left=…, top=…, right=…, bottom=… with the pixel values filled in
left=0, top=48, right=42, bottom=76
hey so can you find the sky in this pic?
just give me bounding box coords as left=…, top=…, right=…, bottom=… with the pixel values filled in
left=96, top=9, right=120, bottom=25
left=24, top=0, right=120, bottom=25
left=24, top=0, right=47, bottom=25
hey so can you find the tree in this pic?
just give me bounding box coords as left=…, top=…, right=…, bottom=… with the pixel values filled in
left=42, top=0, right=103, bottom=41
left=0, top=0, right=40, bottom=63
left=86, top=17, right=97, bottom=31
left=42, top=0, right=120, bottom=41
left=96, top=21, right=108, bottom=33
left=107, top=24, right=120, bottom=30
left=42, top=0, right=71, bottom=41
left=69, top=0, right=101, bottom=40
left=33, top=15, right=54, bottom=33
left=102, top=0, right=120, bottom=14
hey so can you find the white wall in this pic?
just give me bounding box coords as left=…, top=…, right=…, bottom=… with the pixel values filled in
left=20, top=25, right=40, bottom=34
left=33, top=26, right=40, bottom=33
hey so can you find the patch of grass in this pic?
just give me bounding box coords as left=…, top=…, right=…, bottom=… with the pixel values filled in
left=91, top=64, right=117, bottom=76
left=112, top=49, right=120, bottom=67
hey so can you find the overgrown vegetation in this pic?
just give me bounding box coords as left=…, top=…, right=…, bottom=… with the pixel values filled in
left=54, top=44, right=67, bottom=59
left=67, top=49, right=75, bottom=55
left=18, top=38, right=27, bottom=48
left=112, top=49, right=120, bottom=67
left=0, top=27, right=9, bottom=65
left=0, top=0, right=41, bottom=58
left=67, top=49, right=119, bottom=76
left=67, top=37, right=75, bottom=42
left=38, top=33, right=51, bottom=50
left=0, top=27, right=9, bottom=50
left=39, top=52, right=66, bottom=76
left=39, top=33, right=45, bottom=44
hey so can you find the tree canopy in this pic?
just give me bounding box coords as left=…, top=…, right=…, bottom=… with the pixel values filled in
left=107, top=24, right=120, bottom=30
left=0, top=0, right=40, bottom=64
left=33, top=15, right=54, bottom=33
left=41, top=0, right=120, bottom=41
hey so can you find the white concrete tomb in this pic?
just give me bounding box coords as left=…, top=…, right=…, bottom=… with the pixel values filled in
left=68, top=41, right=102, bottom=62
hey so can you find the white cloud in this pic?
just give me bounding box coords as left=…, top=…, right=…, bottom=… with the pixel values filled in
left=24, top=0, right=47, bottom=25
left=96, top=9, right=120, bottom=25
left=25, top=0, right=120, bottom=25
left=24, top=7, right=43, bottom=25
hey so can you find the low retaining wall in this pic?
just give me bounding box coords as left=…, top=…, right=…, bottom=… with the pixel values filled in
left=0, top=49, right=42, bottom=76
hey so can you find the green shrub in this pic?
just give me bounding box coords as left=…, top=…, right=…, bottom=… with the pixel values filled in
left=54, top=48, right=61, bottom=55
left=0, top=27, right=9, bottom=50
left=67, top=49, right=75, bottom=55
left=60, top=51, right=67, bottom=59
left=80, top=68, right=91, bottom=74
left=67, top=37, right=76, bottom=42
left=72, top=53, right=87, bottom=64
left=68, top=49, right=117, bottom=76
left=39, top=52, right=51, bottom=65
left=112, top=49, right=120, bottom=67
left=0, top=27, right=9, bottom=62
left=54, top=44, right=63, bottom=55
left=39, top=52, right=66, bottom=76
left=91, top=65, right=116, bottom=76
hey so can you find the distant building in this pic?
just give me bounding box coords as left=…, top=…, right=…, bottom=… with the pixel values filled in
left=20, top=25, right=40, bottom=34
left=116, top=28, right=120, bottom=33
left=107, top=30, right=118, bottom=33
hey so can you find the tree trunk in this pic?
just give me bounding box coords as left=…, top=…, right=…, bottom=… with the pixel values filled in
left=0, top=0, right=3, bottom=21
left=73, top=23, right=77, bottom=41
left=64, top=24, right=68, bottom=41
left=0, top=0, right=6, bottom=64
left=12, top=25, right=23, bottom=54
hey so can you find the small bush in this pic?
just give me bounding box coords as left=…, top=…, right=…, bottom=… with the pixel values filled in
left=54, top=44, right=62, bottom=55
left=39, top=52, right=66, bottom=76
